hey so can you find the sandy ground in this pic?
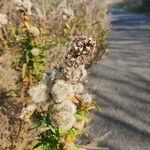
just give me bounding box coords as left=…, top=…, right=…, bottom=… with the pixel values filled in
left=87, top=8, right=150, bottom=150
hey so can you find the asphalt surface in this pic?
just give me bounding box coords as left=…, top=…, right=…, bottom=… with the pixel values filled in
left=87, top=8, right=150, bottom=150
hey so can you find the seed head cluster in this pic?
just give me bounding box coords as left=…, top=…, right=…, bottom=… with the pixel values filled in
left=20, top=35, right=95, bottom=136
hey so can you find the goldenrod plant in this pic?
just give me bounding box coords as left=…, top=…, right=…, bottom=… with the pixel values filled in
left=20, top=35, right=98, bottom=150
left=0, top=0, right=108, bottom=149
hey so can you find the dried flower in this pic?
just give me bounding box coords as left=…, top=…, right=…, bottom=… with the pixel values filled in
left=64, top=35, right=97, bottom=68
left=59, top=116, right=76, bottom=130
left=73, top=83, right=84, bottom=94
left=51, top=100, right=77, bottom=115
left=50, top=100, right=77, bottom=130
left=64, top=65, right=87, bottom=82
left=30, top=48, right=40, bottom=56
left=20, top=104, right=36, bottom=121
left=51, top=115, right=76, bottom=131
left=28, top=83, right=49, bottom=103
left=28, top=26, right=40, bottom=37
left=0, top=14, right=8, bottom=28
left=51, top=80, right=74, bottom=103
left=81, top=93, right=93, bottom=103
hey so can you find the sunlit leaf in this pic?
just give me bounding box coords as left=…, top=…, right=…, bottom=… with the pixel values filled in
left=22, top=63, right=27, bottom=80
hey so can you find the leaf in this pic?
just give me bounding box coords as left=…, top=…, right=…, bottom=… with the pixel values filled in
left=22, top=63, right=27, bottom=80
left=92, top=101, right=101, bottom=111
left=75, top=112, right=89, bottom=122
left=65, top=22, right=71, bottom=30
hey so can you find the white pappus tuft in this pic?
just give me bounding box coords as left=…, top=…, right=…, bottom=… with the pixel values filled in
left=73, top=83, right=84, bottom=94
left=30, top=48, right=40, bottom=56
left=51, top=80, right=74, bottom=103
left=80, top=93, right=93, bottom=103
left=28, top=83, right=49, bottom=103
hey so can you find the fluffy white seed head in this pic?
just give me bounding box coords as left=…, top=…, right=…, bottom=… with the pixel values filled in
left=29, top=83, right=49, bottom=103
left=51, top=80, right=74, bottom=103
left=81, top=93, right=93, bottom=103
left=51, top=115, right=76, bottom=131
left=73, top=83, right=84, bottom=94
left=30, top=48, right=40, bottom=56
left=59, top=116, right=76, bottom=130
left=65, top=65, right=87, bottom=82
left=51, top=100, right=77, bottom=114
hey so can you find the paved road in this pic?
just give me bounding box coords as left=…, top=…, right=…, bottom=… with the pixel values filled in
left=87, top=8, right=150, bottom=150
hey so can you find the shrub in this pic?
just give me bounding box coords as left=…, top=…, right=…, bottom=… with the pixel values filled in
left=0, top=0, right=108, bottom=149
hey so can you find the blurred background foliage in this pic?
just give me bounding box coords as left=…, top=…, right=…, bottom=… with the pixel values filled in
left=116, top=0, right=150, bottom=14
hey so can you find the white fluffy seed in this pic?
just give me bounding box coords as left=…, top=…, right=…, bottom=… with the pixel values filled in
left=30, top=48, right=40, bottom=56
left=51, top=80, right=74, bottom=103
left=28, top=83, right=49, bottom=103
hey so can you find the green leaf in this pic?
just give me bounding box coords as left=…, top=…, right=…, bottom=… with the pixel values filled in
left=33, top=62, right=39, bottom=75
left=33, top=144, right=50, bottom=150
left=75, top=111, right=89, bottom=122
left=11, top=26, right=17, bottom=37
left=33, top=142, right=43, bottom=150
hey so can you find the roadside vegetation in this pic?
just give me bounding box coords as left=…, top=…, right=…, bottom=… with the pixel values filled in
left=0, top=0, right=109, bottom=149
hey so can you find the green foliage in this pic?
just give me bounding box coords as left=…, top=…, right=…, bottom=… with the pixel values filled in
left=13, top=37, right=46, bottom=82
left=76, top=111, right=89, bottom=123
left=31, top=115, right=62, bottom=150
left=30, top=113, right=81, bottom=150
